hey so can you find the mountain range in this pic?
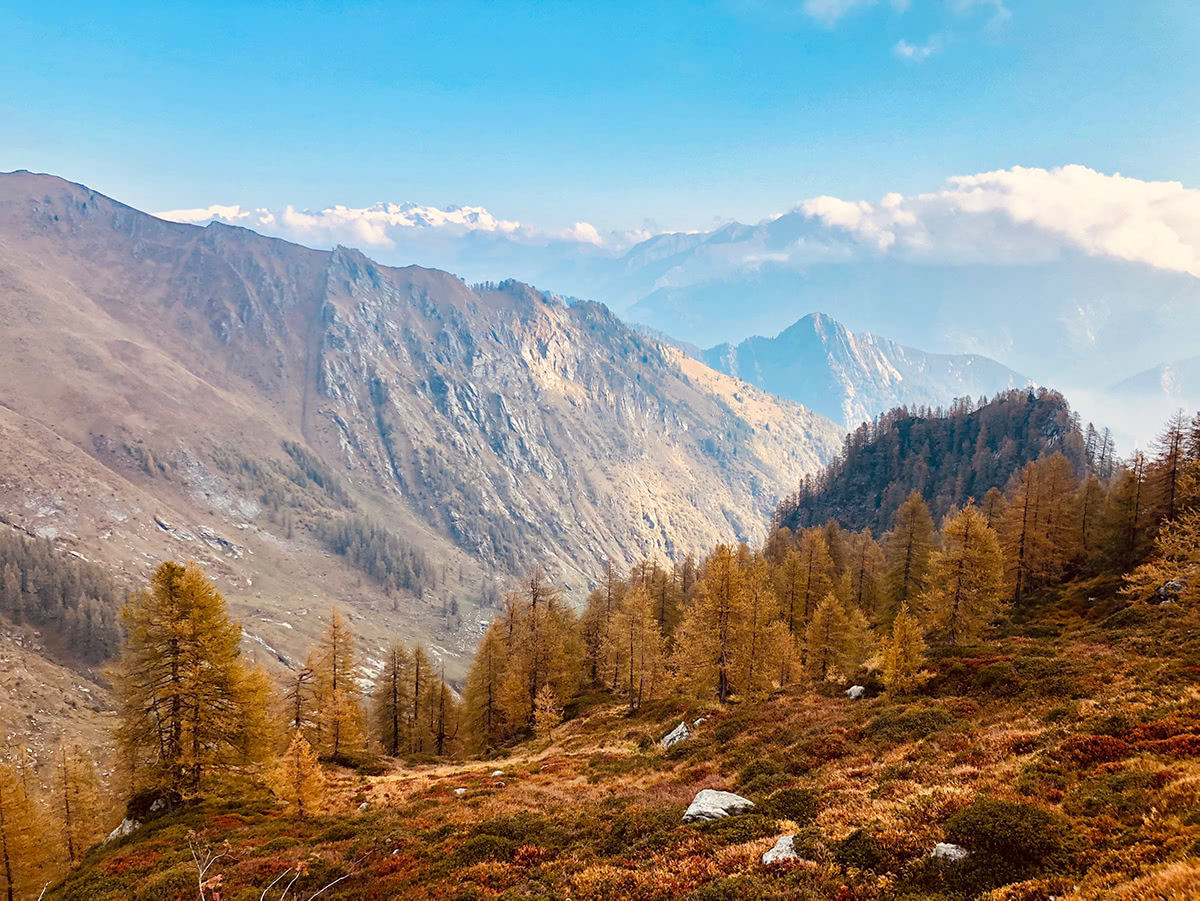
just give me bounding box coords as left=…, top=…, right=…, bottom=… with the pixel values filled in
left=169, top=167, right=1200, bottom=443
left=693, top=313, right=1030, bottom=429
left=0, top=171, right=843, bottom=679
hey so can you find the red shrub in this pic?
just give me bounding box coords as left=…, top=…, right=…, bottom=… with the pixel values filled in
left=1062, top=735, right=1129, bottom=766
left=102, top=846, right=162, bottom=875
left=1145, top=735, right=1200, bottom=757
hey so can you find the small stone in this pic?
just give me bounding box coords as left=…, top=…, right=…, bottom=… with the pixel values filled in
left=762, top=834, right=798, bottom=865
left=491, top=769, right=504, bottom=777
left=454, top=788, right=466, bottom=796
left=683, top=789, right=755, bottom=823
left=661, top=721, right=692, bottom=749
left=104, top=818, right=139, bottom=843
left=358, top=801, right=369, bottom=811
left=932, top=842, right=969, bottom=862
left=846, top=685, right=866, bottom=700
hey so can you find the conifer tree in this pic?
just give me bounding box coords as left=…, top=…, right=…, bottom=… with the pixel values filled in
left=0, top=762, right=50, bottom=901
left=111, top=561, right=270, bottom=793
left=614, top=580, right=665, bottom=713
left=580, top=564, right=622, bottom=689
left=409, top=644, right=434, bottom=753
left=672, top=544, right=746, bottom=703
left=311, top=608, right=364, bottom=758
left=532, top=685, right=562, bottom=737
left=847, top=529, right=885, bottom=618
left=269, top=732, right=325, bottom=820
left=795, top=529, right=835, bottom=627
left=925, top=505, right=1005, bottom=644
left=371, top=644, right=412, bottom=757
left=735, top=553, right=777, bottom=697
left=882, top=602, right=926, bottom=693
left=463, top=624, right=508, bottom=752
left=805, top=593, right=862, bottom=681
left=53, top=744, right=107, bottom=867
left=884, top=492, right=937, bottom=617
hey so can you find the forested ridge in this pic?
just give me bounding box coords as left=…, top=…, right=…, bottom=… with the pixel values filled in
left=774, top=389, right=1106, bottom=534
left=6, top=398, right=1200, bottom=901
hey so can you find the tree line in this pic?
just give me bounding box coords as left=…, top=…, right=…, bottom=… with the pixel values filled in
left=0, top=529, right=122, bottom=663
left=775, top=389, right=1092, bottom=534
left=457, top=404, right=1200, bottom=749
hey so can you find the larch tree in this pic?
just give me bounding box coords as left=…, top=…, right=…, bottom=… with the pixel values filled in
left=735, top=553, right=778, bottom=697
left=805, top=593, right=865, bottom=682
left=925, top=505, right=1005, bottom=645
left=409, top=644, right=435, bottom=753
left=53, top=744, right=107, bottom=867
left=0, top=762, right=50, bottom=901
left=882, top=602, right=926, bottom=693
left=269, top=731, right=325, bottom=820
left=371, top=643, right=412, bottom=757
left=672, top=544, right=746, bottom=703
left=1151, top=409, right=1189, bottom=524
left=463, top=624, right=508, bottom=752
left=111, top=561, right=270, bottom=794
left=884, top=492, right=937, bottom=618
left=615, top=581, right=664, bottom=714
left=795, top=529, right=835, bottom=629
left=311, top=608, right=364, bottom=758
left=532, top=685, right=563, bottom=738
left=283, top=663, right=315, bottom=736
left=580, top=563, right=622, bottom=689
left=847, top=529, right=885, bottom=619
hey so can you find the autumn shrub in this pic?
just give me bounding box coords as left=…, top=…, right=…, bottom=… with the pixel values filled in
left=833, top=827, right=891, bottom=873
left=450, top=834, right=518, bottom=866
left=868, top=706, right=957, bottom=743
left=687, top=874, right=772, bottom=900
left=131, top=864, right=196, bottom=901
left=601, top=806, right=684, bottom=854
left=696, top=813, right=778, bottom=847
left=943, top=797, right=1076, bottom=892
left=1063, top=771, right=1155, bottom=822
left=1061, top=734, right=1129, bottom=766
left=974, top=661, right=1022, bottom=697
left=1144, top=734, right=1200, bottom=757
left=764, top=787, right=818, bottom=825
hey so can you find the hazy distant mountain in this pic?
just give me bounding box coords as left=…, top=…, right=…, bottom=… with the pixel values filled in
left=0, top=170, right=843, bottom=674
left=1110, top=356, right=1200, bottom=402
left=692, top=313, right=1030, bottom=428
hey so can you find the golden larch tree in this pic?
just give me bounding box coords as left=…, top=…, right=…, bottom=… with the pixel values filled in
left=371, top=643, right=412, bottom=757
left=53, top=744, right=108, bottom=867
left=311, top=608, right=365, bottom=758
left=111, top=561, right=271, bottom=794
left=269, top=731, right=325, bottom=820
left=884, top=492, right=937, bottom=618
left=925, top=505, right=1005, bottom=644
left=882, top=602, right=926, bottom=693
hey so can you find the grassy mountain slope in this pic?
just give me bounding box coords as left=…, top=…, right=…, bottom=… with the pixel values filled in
left=53, top=591, right=1200, bottom=900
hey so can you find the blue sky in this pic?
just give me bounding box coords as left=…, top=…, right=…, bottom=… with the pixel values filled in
left=2, top=1, right=1199, bottom=232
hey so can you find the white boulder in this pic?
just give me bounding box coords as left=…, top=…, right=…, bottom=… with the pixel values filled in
left=104, top=817, right=139, bottom=843
left=491, top=769, right=504, bottom=777
left=683, top=789, right=756, bottom=823
left=661, top=721, right=693, bottom=749
left=762, top=834, right=799, bottom=865
left=846, top=685, right=866, bottom=700
left=932, top=842, right=969, bottom=862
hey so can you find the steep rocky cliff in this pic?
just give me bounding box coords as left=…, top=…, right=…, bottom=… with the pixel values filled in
left=0, top=171, right=843, bottom=673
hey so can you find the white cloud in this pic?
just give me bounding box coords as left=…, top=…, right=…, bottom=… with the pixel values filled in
left=793, top=165, right=1200, bottom=277
left=893, top=33, right=943, bottom=61
left=802, top=0, right=877, bottom=27
left=154, top=199, right=643, bottom=258
left=949, top=0, right=1011, bottom=28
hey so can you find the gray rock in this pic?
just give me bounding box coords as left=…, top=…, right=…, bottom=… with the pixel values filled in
left=846, top=685, right=866, bottom=700
left=762, top=834, right=799, bottom=865
left=104, top=818, right=139, bottom=843
left=491, top=769, right=504, bottom=777
left=931, top=842, right=969, bottom=862
left=683, top=789, right=756, bottom=823
left=661, top=721, right=692, bottom=749
left=1153, top=580, right=1186, bottom=604
left=358, top=801, right=369, bottom=811
left=454, top=787, right=467, bottom=796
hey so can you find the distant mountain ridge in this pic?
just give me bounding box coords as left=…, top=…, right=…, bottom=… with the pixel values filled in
left=680, top=312, right=1030, bottom=428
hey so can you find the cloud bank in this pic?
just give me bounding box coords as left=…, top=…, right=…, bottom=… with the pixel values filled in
left=793, top=165, right=1200, bottom=278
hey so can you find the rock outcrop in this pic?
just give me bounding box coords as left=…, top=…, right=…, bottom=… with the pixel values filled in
left=682, top=789, right=755, bottom=823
